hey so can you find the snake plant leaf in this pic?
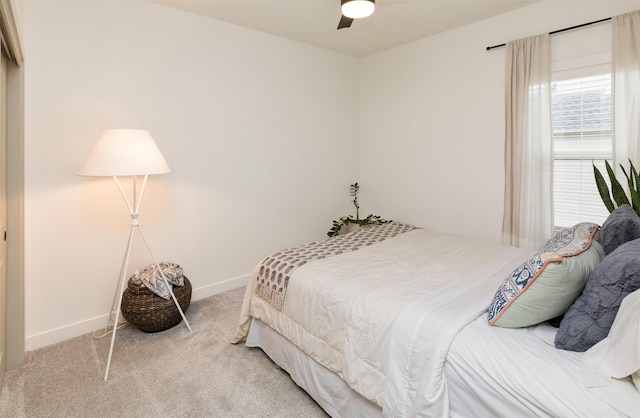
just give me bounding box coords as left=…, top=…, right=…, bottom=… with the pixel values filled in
left=621, top=164, right=630, bottom=183
left=621, top=161, right=640, bottom=213
left=605, top=160, right=630, bottom=207
left=630, top=160, right=640, bottom=192
left=594, top=162, right=616, bottom=213
left=629, top=187, right=640, bottom=213
left=627, top=161, right=640, bottom=212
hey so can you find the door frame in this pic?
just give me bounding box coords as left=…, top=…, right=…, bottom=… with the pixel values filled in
left=1, top=0, right=25, bottom=371
left=5, top=48, right=23, bottom=371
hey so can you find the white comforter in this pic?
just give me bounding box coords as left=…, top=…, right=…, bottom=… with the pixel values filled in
left=233, top=228, right=534, bottom=417
left=446, top=316, right=638, bottom=417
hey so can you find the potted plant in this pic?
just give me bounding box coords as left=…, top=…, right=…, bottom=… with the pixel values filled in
left=593, top=159, right=640, bottom=216
left=327, top=182, right=390, bottom=237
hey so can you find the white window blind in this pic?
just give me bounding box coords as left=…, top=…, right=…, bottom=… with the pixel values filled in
left=551, top=63, right=612, bottom=228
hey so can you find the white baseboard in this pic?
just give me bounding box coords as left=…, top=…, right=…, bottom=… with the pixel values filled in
left=191, top=273, right=249, bottom=301
left=25, top=274, right=250, bottom=351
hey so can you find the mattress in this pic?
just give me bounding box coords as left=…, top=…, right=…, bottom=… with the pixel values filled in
left=246, top=318, right=381, bottom=418
left=248, top=315, right=636, bottom=418
left=234, top=226, right=535, bottom=416
left=233, top=224, right=639, bottom=417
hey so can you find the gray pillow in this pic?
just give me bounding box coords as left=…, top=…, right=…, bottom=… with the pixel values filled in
left=555, top=237, right=640, bottom=352
left=597, top=204, right=640, bottom=255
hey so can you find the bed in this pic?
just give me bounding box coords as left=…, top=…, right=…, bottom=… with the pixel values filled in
left=231, top=214, right=640, bottom=417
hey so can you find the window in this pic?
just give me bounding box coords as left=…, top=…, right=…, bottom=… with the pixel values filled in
left=551, top=56, right=612, bottom=228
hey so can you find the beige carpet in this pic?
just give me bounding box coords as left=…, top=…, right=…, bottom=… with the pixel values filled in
left=0, top=287, right=328, bottom=417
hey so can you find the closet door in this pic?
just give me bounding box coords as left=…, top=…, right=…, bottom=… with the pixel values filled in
left=0, top=49, right=7, bottom=388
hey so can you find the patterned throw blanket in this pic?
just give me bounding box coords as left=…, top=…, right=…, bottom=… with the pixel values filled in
left=255, top=222, right=417, bottom=310
left=130, top=262, right=184, bottom=300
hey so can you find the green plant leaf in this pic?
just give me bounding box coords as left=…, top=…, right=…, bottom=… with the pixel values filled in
left=327, top=222, right=342, bottom=237
left=621, top=163, right=630, bottom=182
left=350, top=183, right=360, bottom=220
left=629, top=187, right=640, bottom=214
left=593, top=162, right=615, bottom=213
left=328, top=182, right=389, bottom=236
left=606, top=160, right=630, bottom=207
left=630, top=160, right=640, bottom=194
left=621, top=161, right=640, bottom=213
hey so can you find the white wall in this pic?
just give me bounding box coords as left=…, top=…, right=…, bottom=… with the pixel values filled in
left=359, top=0, right=640, bottom=242
left=22, top=0, right=640, bottom=350
left=23, top=0, right=359, bottom=349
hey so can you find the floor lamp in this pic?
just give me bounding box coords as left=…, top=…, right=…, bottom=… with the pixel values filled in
left=77, top=129, right=192, bottom=381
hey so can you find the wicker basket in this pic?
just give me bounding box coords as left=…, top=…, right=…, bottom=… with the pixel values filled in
left=121, top=276, right=192, bottom=333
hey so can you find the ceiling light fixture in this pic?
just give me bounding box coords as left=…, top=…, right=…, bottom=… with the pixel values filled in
left=341, top=0, right=375, bottom=19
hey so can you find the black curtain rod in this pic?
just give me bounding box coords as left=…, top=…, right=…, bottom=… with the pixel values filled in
left=486, top=17, right=612, bottom=51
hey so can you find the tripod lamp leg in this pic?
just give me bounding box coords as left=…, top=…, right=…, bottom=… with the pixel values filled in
left=104, top=225, right=135, bottom=381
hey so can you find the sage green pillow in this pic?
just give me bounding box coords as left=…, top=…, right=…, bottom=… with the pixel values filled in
left=488, top=223, right=604, bottom=328
left=492, top=240, right=604, bottom=327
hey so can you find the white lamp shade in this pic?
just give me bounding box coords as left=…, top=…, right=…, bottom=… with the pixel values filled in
left=341, top=0, right=375, bottom=19
left=77, top=129, right=171, bottom=177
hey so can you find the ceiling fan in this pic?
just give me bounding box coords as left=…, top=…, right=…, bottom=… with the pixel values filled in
left=337, top=0, right=375, bottom=30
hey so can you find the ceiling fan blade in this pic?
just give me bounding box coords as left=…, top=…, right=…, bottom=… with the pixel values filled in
left=337, top=15, right=353, bottom=30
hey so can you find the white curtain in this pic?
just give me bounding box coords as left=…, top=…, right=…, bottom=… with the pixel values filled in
left=612, top=10, right=640, bottom=170
left=502, top=34, right=553, bottom=250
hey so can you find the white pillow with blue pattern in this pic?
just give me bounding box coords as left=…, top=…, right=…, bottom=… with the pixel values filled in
left=487, top=222, right=604, bottom=328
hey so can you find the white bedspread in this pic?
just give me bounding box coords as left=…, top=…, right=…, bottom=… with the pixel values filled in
left=446, top=316, right=637, bottom=418
left=233, top=228, right=534, bottom=417
left=381, top=234, right=534, bottom=417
